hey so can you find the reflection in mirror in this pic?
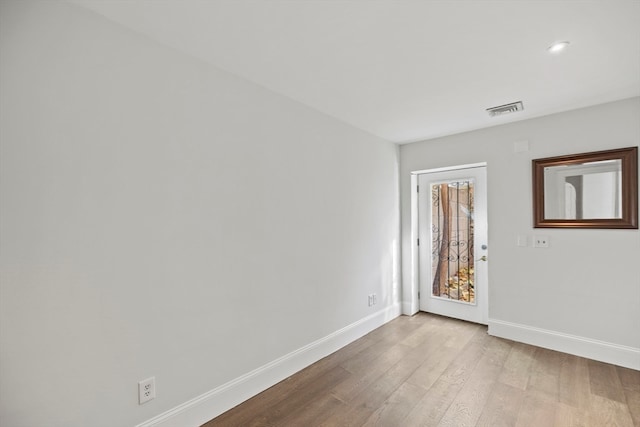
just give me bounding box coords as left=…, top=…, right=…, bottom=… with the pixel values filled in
left=544, top=160, right=622, bottom=220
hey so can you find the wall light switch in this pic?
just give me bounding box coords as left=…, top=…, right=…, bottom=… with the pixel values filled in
left=516, top=234, right=528, bottom=247
left=533, top=235, right=550, bottom=248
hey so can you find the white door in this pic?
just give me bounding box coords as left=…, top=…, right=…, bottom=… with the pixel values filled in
left=417, top=165, right=488, bottom=324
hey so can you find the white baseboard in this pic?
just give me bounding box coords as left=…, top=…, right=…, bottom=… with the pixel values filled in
left=488, top=318, right=640, bottom=370
left=136, top=304, right=402, bottom=427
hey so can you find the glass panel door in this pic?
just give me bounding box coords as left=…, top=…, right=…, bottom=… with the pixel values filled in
left=417, top=165, right=488, bottom=324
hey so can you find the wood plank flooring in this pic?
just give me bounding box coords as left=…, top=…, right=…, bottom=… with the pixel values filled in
left=202, top=313, right=640, bottom=427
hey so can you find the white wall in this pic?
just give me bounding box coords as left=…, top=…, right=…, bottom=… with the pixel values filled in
left=400, top=97, right=640, bottom=366
left=0, top=1, right=400, bottom=426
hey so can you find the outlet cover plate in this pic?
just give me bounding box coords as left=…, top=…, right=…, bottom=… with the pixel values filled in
left=138, top=377, right=156, bottom=405
left=534, top=235, right=550, bottom=248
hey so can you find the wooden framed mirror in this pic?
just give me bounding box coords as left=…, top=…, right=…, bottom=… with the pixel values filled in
left=533, top=146, right=638, bottom=229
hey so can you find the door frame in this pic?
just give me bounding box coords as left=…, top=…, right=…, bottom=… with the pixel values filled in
left=409, top=162, right=488, bottom=320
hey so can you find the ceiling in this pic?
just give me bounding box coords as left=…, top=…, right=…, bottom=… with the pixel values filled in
left=70, top=0, right=640, bottom=144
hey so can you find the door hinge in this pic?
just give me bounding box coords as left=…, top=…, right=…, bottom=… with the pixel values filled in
left=417, top=185, right=419, bottom=193
left=417, top=238, right=419, bottom=246
left=418, top=291, right=421, bottom=299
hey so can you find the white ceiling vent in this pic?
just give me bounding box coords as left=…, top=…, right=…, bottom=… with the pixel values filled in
left=486, top=101, right=524, bottom=117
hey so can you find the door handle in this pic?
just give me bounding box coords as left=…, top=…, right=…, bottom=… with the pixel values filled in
left=479, top=255, right=487, bottom=262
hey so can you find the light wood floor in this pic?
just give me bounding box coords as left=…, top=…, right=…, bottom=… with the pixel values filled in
left=202, top=313, right=640, bottom=427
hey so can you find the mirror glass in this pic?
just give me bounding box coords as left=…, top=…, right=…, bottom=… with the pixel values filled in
left=543, top=159, right=622, bottom=219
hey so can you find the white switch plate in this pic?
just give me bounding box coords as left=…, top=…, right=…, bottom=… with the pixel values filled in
left=516, top=234, right=528, bottom=247
left=533, top=235, right=550, bottom=248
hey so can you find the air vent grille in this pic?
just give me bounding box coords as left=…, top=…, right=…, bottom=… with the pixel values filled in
left=486, top=101, right=524, bottom=117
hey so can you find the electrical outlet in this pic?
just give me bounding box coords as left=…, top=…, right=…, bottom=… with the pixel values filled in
left=533, top=235, right=550, bottom=248
left=372, top=294, right=377, bottom=305
left=368, top=295, right=373, bottom=307
left=138, top=377, right=155, bottom=405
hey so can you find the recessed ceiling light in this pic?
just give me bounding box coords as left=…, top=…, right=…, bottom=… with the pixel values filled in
left=548, top=41, right=570, bottom=53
